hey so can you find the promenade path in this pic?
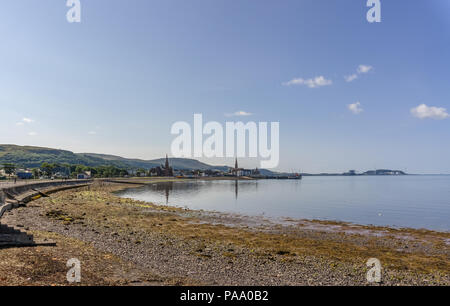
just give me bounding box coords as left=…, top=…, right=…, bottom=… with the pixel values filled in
left=0, top=179, right=65, bottom=189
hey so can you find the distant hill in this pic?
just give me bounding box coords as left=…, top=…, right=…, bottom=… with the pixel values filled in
left=79, top=153, right=228, bottom=171
left=0, top=145, right=106, bottom=168
left=0, top=144, right=233, bottom=171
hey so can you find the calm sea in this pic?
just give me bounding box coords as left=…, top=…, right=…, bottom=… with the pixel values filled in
left=116, top=176, right=450, bottom=231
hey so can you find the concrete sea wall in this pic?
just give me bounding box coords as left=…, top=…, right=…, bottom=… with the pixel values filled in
left=0, top=180, right=91, bottom=219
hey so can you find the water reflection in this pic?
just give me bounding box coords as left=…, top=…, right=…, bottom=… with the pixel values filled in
left=116, top=177, right=450, bottom=231
left=143, top=179, right=254, bottom=203
left=151, top=181, right=173, bottom=204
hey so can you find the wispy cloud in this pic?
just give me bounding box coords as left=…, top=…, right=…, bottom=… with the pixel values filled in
left=344, top=74, right=358, bottom=82
left=225, top=111, right=253, bottom=117
left=357, top=65, right=373, bottom=74
left=22, top=117, right=34, bottom=123
left=88, top=131, right=97, bottom=135
left=348, top=102, right=363, bottom=114
left=28, top=131, right=37, bottom=136
left=411, top=104, right=449, bottom=120
left=283, top=76, right=332, bottom=88
left=345, top=65, right=373, bottom=82
left=16, top=117, right=35, bottom=125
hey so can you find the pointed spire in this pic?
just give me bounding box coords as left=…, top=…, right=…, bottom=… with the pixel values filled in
left=165, top=154, right=169, bottom=168
left=235, top=158, right=238, bottom=169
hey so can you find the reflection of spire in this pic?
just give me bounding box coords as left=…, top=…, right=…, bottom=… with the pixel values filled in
left=165, top=186, right=169, bottom=204
left=162, top=181, right=173, bottom=204
left=235, top=180, right=238, bottom=199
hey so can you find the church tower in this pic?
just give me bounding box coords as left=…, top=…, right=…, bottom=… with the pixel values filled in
left=163, top=154, right=173, bottom=177
left=165, top=154, right=170, bottom=171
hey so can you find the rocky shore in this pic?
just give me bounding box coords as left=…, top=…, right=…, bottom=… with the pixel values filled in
left=0, top=180, right=448, bottom=286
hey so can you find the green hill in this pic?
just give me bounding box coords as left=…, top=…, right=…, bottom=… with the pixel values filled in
left=0, top=145, right=106, bottom=168
left=0, top=144, right=228, bottom=171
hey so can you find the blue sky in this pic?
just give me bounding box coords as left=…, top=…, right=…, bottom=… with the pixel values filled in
left=1, top=0, right=449, bottom=173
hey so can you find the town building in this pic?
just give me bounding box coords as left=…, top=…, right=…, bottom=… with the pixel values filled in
left=16, top=171, right=33, bottom=179
left=163, top=155, right=173, bottom=177
left=230, top=159, right=261, bottom=177
left=149, top=155, right=174, bottom=177
left=230, top=158, right=244, bottom=177
left=77, top=171, right=91, bottom=179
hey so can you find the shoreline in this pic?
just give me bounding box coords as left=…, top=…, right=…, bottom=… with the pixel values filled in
left=0, top=179, right=449, bottom=285
left=113, top=177, right=450, bottom=234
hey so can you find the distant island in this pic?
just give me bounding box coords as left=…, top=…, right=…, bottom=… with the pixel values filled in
left=359, top=169, right=406, bottom=176
left=303, top=169, right=407, bottom=176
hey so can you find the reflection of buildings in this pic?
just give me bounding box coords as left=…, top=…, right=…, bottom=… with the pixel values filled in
left=153, top=181, right=174, bottom=204
left=233, top=180, right=260, bottom=199
left=145, top=180, right=261, bottom=204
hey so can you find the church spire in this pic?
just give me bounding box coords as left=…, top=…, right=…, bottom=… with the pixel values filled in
left=164, top=154, right=172, bottom=177
left=165, top=154, right=169, bottom=170
left=235, top=158, right=238, bottom=169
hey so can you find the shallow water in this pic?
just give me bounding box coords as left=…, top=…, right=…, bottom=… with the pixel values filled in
left=116, top=176, right=450, bottom=231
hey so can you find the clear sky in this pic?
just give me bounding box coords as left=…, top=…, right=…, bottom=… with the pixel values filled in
left=1, top=0, right=449, bottom=173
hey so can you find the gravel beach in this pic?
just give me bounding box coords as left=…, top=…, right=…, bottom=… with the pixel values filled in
left=1, top=180, right=448, bottom=286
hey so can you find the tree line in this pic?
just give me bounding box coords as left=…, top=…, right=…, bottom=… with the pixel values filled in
left=1, top=163, right=129, bottom=179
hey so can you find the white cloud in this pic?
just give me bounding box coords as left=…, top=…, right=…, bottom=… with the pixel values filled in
left=345, top=65, right=373, bottom=82
left=283, top=76, right=332, bottom=88
left=345, top=74, right=358, bottom=82
left=357, top=65, right=373, bottom=74
left=28, top=131, right=37, bottom=136
left=225, top=111, right=253, bottom=117
left=16, top=117, right=35, bottom=125
left=348, top=102, right=363, bottom=114
left=88, top=131, right=97, bottom=135
left=411, top=104, right=449, bottom=120
left=22, top=117, right=34, bottom=123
